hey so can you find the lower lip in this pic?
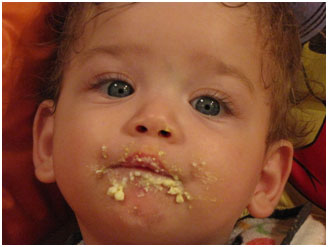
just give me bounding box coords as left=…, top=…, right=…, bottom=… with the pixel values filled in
left=109, top=166, right=172, bottom=181
left=111, top=162, right=171, bottom=178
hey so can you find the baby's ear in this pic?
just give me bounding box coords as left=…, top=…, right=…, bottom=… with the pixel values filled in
left=33, top=100, right=56, bottom=183
left=247, top=140, right=293, bottom=218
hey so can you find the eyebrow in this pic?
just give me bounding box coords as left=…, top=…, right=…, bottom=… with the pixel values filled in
left=77, top=43, right=151, bottom=63
left=190, top=52, right=255, bottom=93
left=78, top=44, right=254, bottom=93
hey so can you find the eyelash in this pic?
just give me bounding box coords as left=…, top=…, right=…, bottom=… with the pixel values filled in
left=88, top=72, right=133, bottom=91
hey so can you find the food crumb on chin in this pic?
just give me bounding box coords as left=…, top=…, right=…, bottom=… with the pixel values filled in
left=107, top=180, right=126, bottom=201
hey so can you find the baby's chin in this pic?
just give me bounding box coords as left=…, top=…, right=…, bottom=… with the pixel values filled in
left=75, top=167, right=230, bottom=244
left=84, top=168, right=193, bottom=234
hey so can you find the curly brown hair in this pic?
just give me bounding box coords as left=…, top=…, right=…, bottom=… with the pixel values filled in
left=39, top=3, right=309, bottom=148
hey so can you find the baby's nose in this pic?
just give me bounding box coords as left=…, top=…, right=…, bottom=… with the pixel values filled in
left=122, top=112, right=184, bottom=144
left=135, top=124, right=172, bottom=138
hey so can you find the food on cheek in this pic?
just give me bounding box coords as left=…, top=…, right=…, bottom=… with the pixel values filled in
left=190, top=160, right=218, bottom=185
left=101, top=145, right=109, bottom=159
left=189, top=159, right=220, bottom=203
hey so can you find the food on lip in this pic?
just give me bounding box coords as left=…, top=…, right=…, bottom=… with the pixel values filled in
left=95, top=152, right=167, bottom=177
left=95, top=167, right=107, bottom=178
left=132, top=153, right=166, bottom=174
left=97, top=145, right=191, bottom=204
left=108, top=152, right=173, bottom=178
left=106, top=171, right=192, bottom=203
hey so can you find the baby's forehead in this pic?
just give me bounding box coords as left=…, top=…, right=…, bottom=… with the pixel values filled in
left=80, top=5, right=261, bottom=67
left=64, top=2, right=272, bottom=98
left=81, top=3, right=260, bottom=46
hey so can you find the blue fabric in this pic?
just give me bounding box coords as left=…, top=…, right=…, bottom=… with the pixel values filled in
left=290, top=2, right=326, bottom=44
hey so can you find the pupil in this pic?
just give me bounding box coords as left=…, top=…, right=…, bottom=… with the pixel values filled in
left=205, top=104, right=210, bottom=110
left=118, top=88, right=124, bottom=94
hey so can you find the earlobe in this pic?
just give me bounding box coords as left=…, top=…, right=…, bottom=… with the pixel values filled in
left=33, top=100, right=56, bottom=183
left=247, top=140, right=293, bottom=218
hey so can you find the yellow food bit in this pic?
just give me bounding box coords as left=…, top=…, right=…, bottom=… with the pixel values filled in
left=184, top=191, right=192, bottom=201
left=95, top=168, right=105, bottom=177
left=135, top=173, right=190, bottom=204
left=96, top=169, right=104, bottom=175
left=158, top=150, right=165, bottom=156
left=95, top=166, right=110, bottom=178
left=176, top=194, right=184, bottom=203
left=107, top=186, right=118, bottom=196
left=124, top=147, right=130, bottom=157
left=114, top=190, right=125, bottom=201
left=162, top=179, right=176, bottom=187
left=101, top=145, right=108, bottom=159
left=168, top=186, right=181, bottom=195
left=107, top=180, right=126, bottom=201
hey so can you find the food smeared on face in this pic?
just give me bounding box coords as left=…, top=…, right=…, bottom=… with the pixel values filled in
left=95, top=145, right=192, bottom=204
left=95, top=145, right=221, bottom=205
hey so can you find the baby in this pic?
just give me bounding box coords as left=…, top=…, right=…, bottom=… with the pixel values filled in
left=33, top=3, right=303, bottom=244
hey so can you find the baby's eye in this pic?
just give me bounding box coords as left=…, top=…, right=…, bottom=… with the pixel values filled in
left=190, top=96, right=220, bottom=116
left=107, top=80, right=134, bottom=97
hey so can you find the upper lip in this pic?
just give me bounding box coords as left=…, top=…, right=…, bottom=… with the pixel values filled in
left=111, top=152, right=172, bottom=177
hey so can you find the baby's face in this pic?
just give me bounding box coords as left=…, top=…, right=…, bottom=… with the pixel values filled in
left=52, top=3, right=271, bottom=244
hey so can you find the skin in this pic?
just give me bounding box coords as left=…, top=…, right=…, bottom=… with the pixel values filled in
left=33, top=3, right=293, bottom=244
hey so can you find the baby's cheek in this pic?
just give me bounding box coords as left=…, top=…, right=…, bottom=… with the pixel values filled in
left=187, top=153, right=258, bottom=212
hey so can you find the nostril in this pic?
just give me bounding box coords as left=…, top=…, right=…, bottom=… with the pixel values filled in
left=159, top=130, right=171, bottom=138
left=136, top=125, right=148, bottom=133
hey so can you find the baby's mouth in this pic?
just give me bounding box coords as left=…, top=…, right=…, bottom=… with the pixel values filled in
left=96, top=148, right=192, bottom=204
left=110, top=152, right=173, bottom=178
